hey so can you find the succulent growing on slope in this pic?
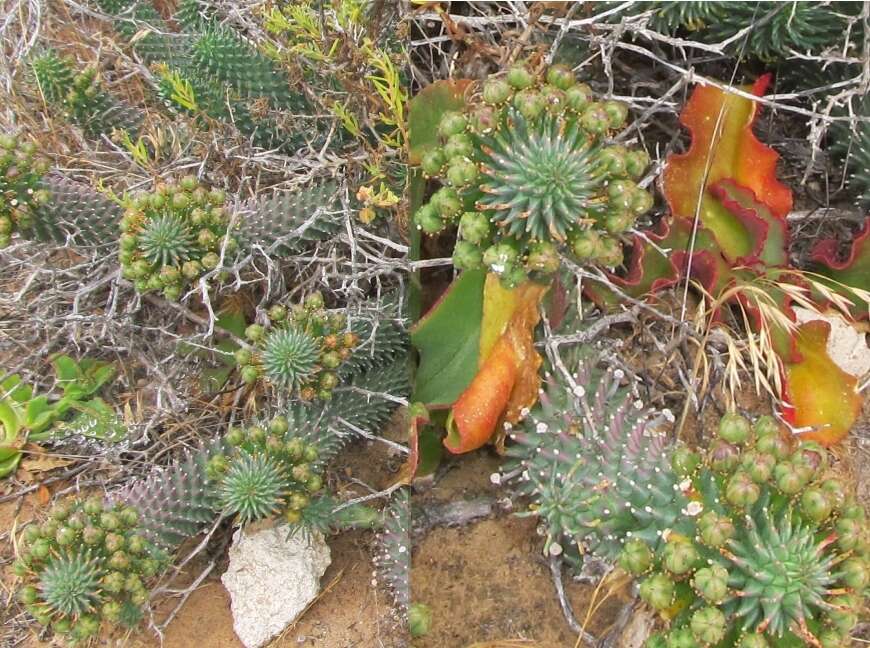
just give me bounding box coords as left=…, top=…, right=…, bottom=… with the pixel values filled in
left=0, top=134, right=50, bottom=248
left=31, top=50, right=143, bottom=139
left=637, top=415, right=868, bottom=646
left=502, top=355, right=869, bottom=645
left=118, top=175, right=237, bottom=299
left=500, top=350, right=678, bottom=566
left=14, top=496, right=168, bottom=642
left=237, top=292, right=360, bottom=400
left=414, top=63, right=652, bottom=287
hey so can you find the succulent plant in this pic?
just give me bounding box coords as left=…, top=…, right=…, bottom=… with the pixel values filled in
left=237, top=292, right=359, bottom=400
left=500, top=350, right=678, bottom=566
left=118, top=175, right=237, bottom=299
left=174, top=0, right=215, bottom=32
left=190, top=28, right=304, bottom=110
left=31, top=50, right=143, bottom=139
left=414, top=63, right=651, bottom=286
left=0, top=133, right=51, bottom=248
left=93, top=0, right=182, bottom=65
left=14, top=496, right=167, bottom=641
left=28, top=174, right=123, bottom=247
left=836, top=95, right=870, bottom=210
left=374, top=487, right=411, bottom=615
left=612, top=2, right=860, bottom=61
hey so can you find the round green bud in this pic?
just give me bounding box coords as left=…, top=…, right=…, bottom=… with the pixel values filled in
left=102, top=601, right=122, bottom=622
left=208, top=189, right=225, bottom=206
left=444, top=133, right=474, bottom=159
left=430, top=187, right=462, bottom=220
left=666, top=628, right=698, bottom=648
left=73, top=614, right=100, bottom=639
left=603, top=100, right=629, bottom=129
left=604, top=212, right=634, bottom=235
left=267, top=305, right=287, bottom=323
left=458, top=211, right=491, bottom=245
left=708, top=439, right=739, bottom=473
left=125, top=573, right=143, bottom=593
left=409, top=602, right=432, bottom=638
left=599, top=146, right=628, bottom=176
left=421, top=149, right=447, bottom=176
left=470, top=105, right=497, bottom=132
left=23, top=524, right=42, bottom=543
left=109, top=550, right=130, bottom=570
left=580, top=103, right=610, bottom=135
left=83, top=496, right=103, bottom=516
left=742, top=451, right=775, bottom=483
left=171, top=192, right=190, bottom=210
left=240, top=365, right=259, bottom=384
left=30, top=538, right=50, bottom=559
left=482, top=78, right=511, bottom=105
left=292, top=463, right=311, bottom=483
left=306, top=475, right=323, bottom=492
left=513, top=89, right=546, bottom=120
left=102, top=571, right=125, bottom=593
left=631, top=189, right=653, bottom=215
left=726, top=471, right=760, bottom=508
left=452, top=240, right=483, bottom=271
left=565, top=83, right=592, bottom=112
left=53, top=618, right=72, bottom=635
left=286, top=438, right=304, bottom=460
left=596, top=236, right=623, bottom=267
left=792, top=441, right=827, bottom=473
left=755, top=432, right=790, bottom=460
left=672, top=445, right=701, bottom=477
left=618, top=539, right=652, bottom=575
left=774, top=462, right=803, bottom=495
left=698, top=512, right=734, bottom=548
left=140, top=557, right=160, bottom=577
left=540, top=84, right=566, bottom=113
left=692, top=564, right=728, bottom=604
left=319, top=372, right=339, bottom=390
left=18, top=585, right=38, bottom=605
left=234, top=348, right=252, bottom=365
left=570, top=229, right=601, bottom=260
left=663, top=539, right=699, bottom=575
left=181, top=260, right=202, bottom=279
left=226, top=427, right=245, bottom=446
left=625, top=149, right=650, bottom=179
left=415, top=204, right=444, bottom=234
left=827, top=594, right=858, bottom=632
left=128, top=535, right=146, bottom=555
left=482, top=241, right=520, bottom=270
left=526, top=241, right=561, bottom=274
left=120, top=232, right=137, bottom=251
left=546, top=64, right=575, bottom=90
left=841, top=499, right=866, bottom=521
left=607, top=179, right=636, bottom=200
left=738, top=635, right=768, bottom=648
left=507, top=65, right=534, bottom=89
left=321, top=351, right=342, bottom=369
left=446, top=158, right=479, bottom=187
left=820, top=478, right=847, bottom=510
left=500, top=263, right=529, bottom=289
left=12, top=559, right=29, bottom=577
left=269, top=415, right=289, bottom=436
left=303, top=445, right=318, bottom=463
left=839, top=557, right=868, bottom=590
left=639, top=572, right=674, bottom=610
left=119, top=506, right=138, bottom=527
left=438, top=111, right=467, bottom=137
left=801, top=487, right=832, bottom=522
left=753, top=414, right=779, bottom=438
left=245, top=324, right=265, bottom=342
left=201, top=252, right=220, bottom=270
left=718, top=412, right=751, bottom=444
left=104, top=532, right=125, bottom=552
left=100, top=512, right=120, bottom=531
left=690, top=606, right=726, bottom=645
left=179, top=175, right=198, bottom=191
left=817, top=629, right=845, bottom=648
left=835, top=517, right=861, bottom=552
left=247, top=425, right=267, bottom=444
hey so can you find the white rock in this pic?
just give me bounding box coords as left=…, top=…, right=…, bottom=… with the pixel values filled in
left=793, top=307, right=870, bottom=377
left=221, top=524, right=331, bottom=648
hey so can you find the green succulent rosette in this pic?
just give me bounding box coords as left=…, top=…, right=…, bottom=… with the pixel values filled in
left=414, top=63, right=652, bottom=287
left=118, top=175, right=237, bottom=300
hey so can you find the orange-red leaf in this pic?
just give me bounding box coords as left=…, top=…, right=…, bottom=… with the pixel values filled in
left=444, top=279, right=548, bottom=454
left=663, top=76, right=792, bottom=261
left=782, top=320, right=862, bottom=446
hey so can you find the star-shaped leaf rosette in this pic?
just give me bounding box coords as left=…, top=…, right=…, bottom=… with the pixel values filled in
left=235, top=292, right=359, bottom=402
left=412, top=63, right=653, bottom=287
left=119, top=175, right=237, bottom=300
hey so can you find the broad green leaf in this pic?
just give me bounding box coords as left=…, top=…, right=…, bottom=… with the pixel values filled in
left=1, top=375, right=31, bottom=402
left=52, top=354, right=82, bottom=383
left=25, top=396, right=56, bottom=434
left=411, top=270, right=485, bottom=406
left=0, top=400, right=22, bottom=441
left=408, top=79, right=471, bottom=165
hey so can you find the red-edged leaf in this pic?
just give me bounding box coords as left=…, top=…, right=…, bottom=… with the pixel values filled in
left=408, top=79, right=472, bottom=165
left=663, top=76, right=792, bottom=261
left=810, top=217, right=870, bottom=320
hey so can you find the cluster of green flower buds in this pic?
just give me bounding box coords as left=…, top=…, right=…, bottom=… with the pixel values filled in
left=0, top=134, right=51, bottom=248
left=626, top=414, right=868, bottom=647
left=414, top=62, right=652, bottom=287
left=206, top=414, right=323, bottom=525
left=14, top=496, right=164, bottom=642
left=236, top=291, right=359, bottom=400
left=119, top=175, right=236, bottom=300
